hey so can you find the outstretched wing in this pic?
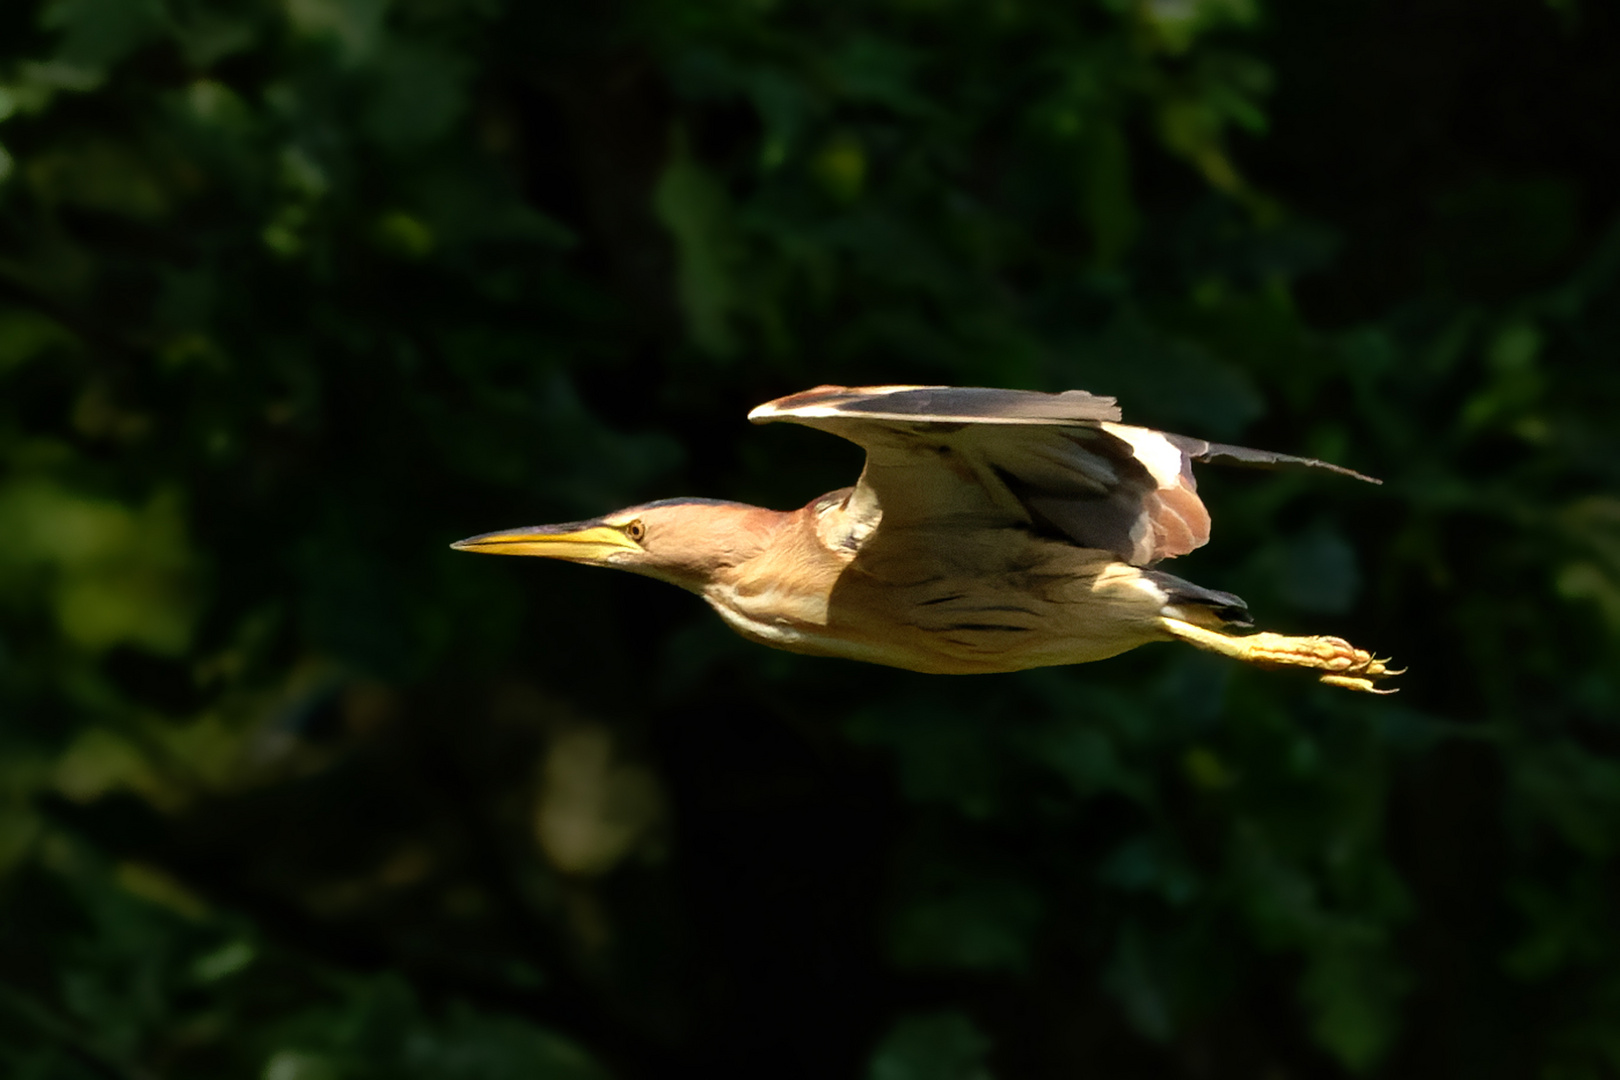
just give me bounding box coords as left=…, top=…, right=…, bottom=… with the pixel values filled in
left=749, top=384, right=1376, bottom=566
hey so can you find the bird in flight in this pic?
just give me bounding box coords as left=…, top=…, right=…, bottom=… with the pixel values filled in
left=453, top=385, right=1398, bottom=693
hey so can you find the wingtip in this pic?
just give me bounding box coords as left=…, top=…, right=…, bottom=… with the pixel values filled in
left=749, top=384, right=851, bottom=423
left=1293, top=459, right=1382, bottom=486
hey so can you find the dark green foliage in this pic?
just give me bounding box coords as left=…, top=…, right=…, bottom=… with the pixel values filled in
left=1, top=0, right=1618, bottom=1076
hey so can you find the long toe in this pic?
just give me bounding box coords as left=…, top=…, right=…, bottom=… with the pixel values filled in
left=1157, top=618, right=1400, bottom=694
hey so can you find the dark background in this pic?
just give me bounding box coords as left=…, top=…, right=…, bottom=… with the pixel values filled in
left=2, top=0, right=1618, bottom=1077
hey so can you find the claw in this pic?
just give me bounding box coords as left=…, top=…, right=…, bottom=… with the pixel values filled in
left=1319, top=674, right=1399, bottom=695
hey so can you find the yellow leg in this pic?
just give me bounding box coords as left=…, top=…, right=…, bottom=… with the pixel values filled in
left=1158, top=617, right=1401, bottom=694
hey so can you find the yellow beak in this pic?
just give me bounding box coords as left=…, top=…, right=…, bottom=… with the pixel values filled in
left=450, top=522, right=641, bottom=562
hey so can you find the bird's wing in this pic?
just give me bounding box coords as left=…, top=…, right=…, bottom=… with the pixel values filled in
left=749, top=385, right=1376, bottom=566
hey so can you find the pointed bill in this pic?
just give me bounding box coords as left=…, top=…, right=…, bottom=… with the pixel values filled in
left=450, top=521, right=641, bottom=561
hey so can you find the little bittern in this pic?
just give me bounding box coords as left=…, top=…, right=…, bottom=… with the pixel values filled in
left=454, top=386, right=1398, bottom=692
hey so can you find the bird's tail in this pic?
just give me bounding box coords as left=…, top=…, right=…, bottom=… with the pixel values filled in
left=1141, top=570, right=1252, bottom=629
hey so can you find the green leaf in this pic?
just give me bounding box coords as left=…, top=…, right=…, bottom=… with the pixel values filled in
left=1299, top=937, right=1410, bottom=1072
left=362, top=40, right=470, bottom=150
left=868, top=1012, right=993, bottom=1080
left=40, top=0, right=166, bottom=71
left=653, top=137, right=739, bottom=357
left=890, top=875, right=1044, bottom=974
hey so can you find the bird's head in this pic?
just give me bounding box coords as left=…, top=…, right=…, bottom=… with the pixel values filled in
left=451, top=498, right=779, bottom=592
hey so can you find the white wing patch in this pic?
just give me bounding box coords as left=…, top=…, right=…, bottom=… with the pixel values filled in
left=1099, top=423, right=1190, bottom=488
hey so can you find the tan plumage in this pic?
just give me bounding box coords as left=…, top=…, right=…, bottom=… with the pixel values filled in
left=453, top=385, right=1398, bottom=692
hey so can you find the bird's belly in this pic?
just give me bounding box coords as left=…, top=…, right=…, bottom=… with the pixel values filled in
left=706, top=554, right=1170, bottom=675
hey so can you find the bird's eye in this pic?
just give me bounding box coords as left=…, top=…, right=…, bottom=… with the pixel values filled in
left=624, top=519, right=646, bottom=543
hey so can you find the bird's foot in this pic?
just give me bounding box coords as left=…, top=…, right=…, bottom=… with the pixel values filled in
left=1158, top=617, right=1401, bottom=694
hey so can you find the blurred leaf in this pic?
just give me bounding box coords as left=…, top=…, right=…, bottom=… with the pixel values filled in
left=1022, top=716, right=1146, bottom=801
left=890, top=874, right=1043, bottom=974
left=532, top=724, right=666, bottom=877
left=1099, top=835, right=1201, bottom=905
left=868, top=1011, right=993, bottom=1080
left=1504, top=873, right=1611, bottom=981
left=264, top=1050, right=342, bottom=1080
left=1300, top=935, right=1409, bottom=1072
left=1557, top=497, right=1620, bottom=637
left=812, top=131, right=866, bottom=203
left=266, top=975, right=611, bottom=1080
left=363, top=40, right=470, bottom=150
left=0, top=480, right=201, bottom=655
left=0, top=308, right=78, bottom=372
left=1083, top=122, right=1138, bottom=266
left=1512, top=741, right=1620, bottom=858
left=26, top=137, right=172, bottom=218
left=40, top=0, right=165, bottom=72
left=285, top=0, right=390, bottom=63
left=826, top=36, right=926, bottom=114
left=1103, top=922, right=1176, bottom=1040
left=654, top=137, right=739, bottom=356
left=1141, top=0, right=1260, bottom=54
